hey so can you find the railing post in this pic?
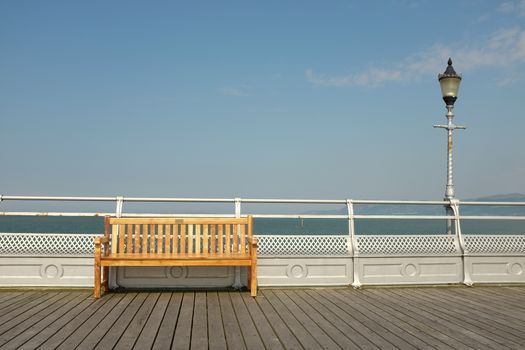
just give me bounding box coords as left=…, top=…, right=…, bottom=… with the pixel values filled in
left=233, top=197, right=242, bottom=288
left=450, top=199, right=472, bottom=286
left=347, top=199, right=361, bottom=288
left=115, top=196, right=124, bottom=218
left=112, top=196, right=125, bottom=289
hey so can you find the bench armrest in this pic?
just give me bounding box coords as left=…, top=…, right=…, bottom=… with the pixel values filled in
left=94, top=236, right=110, bottom=256
left=248, top=236, right=258, bottom=247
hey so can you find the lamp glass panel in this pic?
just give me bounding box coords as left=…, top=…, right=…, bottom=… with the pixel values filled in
left=439, top=77, right=461, bottom=97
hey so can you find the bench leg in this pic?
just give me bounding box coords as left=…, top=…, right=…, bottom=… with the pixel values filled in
left=250, top=263, right=257, bottom=297
left=94, top=262, right=101, bottom=299
left=103, top=266, right=109, bottom=292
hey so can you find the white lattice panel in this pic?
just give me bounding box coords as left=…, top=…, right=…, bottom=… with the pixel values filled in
left=464, top=235, right=525, bottom=254
left=256, top=235, right=350, bottom=256
left=356, top=235, right=459, bottom=256
left=0, top=233, right=99, bottom=255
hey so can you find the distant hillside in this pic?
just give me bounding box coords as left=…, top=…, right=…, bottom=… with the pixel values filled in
left=308, top=194, right=525, bottom=216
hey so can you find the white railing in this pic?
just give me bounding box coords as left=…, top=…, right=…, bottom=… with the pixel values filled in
left=1, top=194, right=524, bottom=288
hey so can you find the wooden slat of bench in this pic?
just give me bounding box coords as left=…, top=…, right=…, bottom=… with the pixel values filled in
left=167, top=224, right=172, bottom=253
left=233, top=224, right=239, bottom=253
left=149, top=224, right=155, bottom=253
left=134, top=224, right=140, bottom=253
left=158, top=224, right=164, bottom=254
left=173, top=224, right=179, bottom=254
left=118, top=224, right=125, bottom=253
left=111, top=225, right=118, bottom=254
left=109, top=217, right=248, bottom=225
left=126, top=224, right=132, bottom=253
left=180, top=224, right=186, bottom=255
left=210, top=225, right=216, bottom=253
left=218, top=225, right=224, bottom=254
left=195, top=224, right=201, bottom=254
left=188, top=224, right=194, bottom=254
left=203, top=224, right=209, bottom=254
left=240, top=224, right=246, bottom=256
left=141, top=224, right=147, bottom=254
left=225, top=225, right=231, bottom=254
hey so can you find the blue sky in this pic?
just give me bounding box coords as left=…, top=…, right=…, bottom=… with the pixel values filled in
left=1, top=0, right=524, bottom=202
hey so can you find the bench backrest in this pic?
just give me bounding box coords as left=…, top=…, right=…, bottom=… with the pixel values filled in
left=104, top=216, right=253, bottom=255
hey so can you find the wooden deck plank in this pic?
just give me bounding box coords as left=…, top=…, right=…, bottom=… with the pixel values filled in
left=331, top=289, right=438, bottom=350
left=133, top=292, right=171, bottom=350
left=323, top=289, right=420, bottom=350
left=365, top=289, right=479, bottom=350
left=449, top=288, right=525, bottom=321
left=484, top=287, right=525, bottom=308
left=91, top=293, right=148, bottom=350
left=410, top=288, right=525, bottom=345
left=262, top=289, right=321, bottom=350
left=35, top=294, right=121, bottom=350
left=0, top=292, right=59, bottom=328
left=0, top=291, right=33, bottom=307
left=152, top=293, right=183, bottom=350
left=353, top=289, right=466, bottom=350
left=253, top=292, right=304, bottom=350
left=190, top=292, right=208, bottom=350
left=0, top=292, right=65, bottom=335
left=171, top=292, right=195, bottom=350
left=284, top=290, right=360, bottom=350
left=310, top=289, right=407, bottom=349
left=271, top=290, right=342, bottom=350
left=240, top=293, right=284, bottom=350
left=382, top=289, right=497, bottom=350
left=218, top=291, right=247, bottom=350
left=0, top=292, right=78, bottom=347
left=229, top=292, right=265, bottom=350
left=0, top=292, right=17, bottom=304
left=57, top=293, right=135, bottom=350
left=207, top=292, right=227, bottom=350
left=0, top=293, right=89, bottom=350
left=402, top=288, right=524, bottom=348
left=0, top=292, right=44, bottom=319
left=16, top=294, right=101, bottom=350
left=114, top=292, right=161, bottom=350
left=300, top=290, right=379, bottom=350
left=0, top=287, right=523, bottom=350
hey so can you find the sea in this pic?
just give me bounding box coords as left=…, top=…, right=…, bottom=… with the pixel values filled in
left=0, top=216, right=523, bottom=235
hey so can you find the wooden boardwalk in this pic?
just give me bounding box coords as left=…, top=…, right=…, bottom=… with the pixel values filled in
left=0, top=287, right=523, bottom=349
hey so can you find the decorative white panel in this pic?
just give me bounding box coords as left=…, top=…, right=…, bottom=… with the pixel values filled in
left=464, top=235, right=525, bottom=254
left=256, top=235, right=350, bottom=256
left=116, top=266, right=237, bottom=288
left=0, top=233, right=99, bottom=255
left=357, top=256, right=463, bottom=285
left=356, top=235, right=459, bottom=256
left=465, top=256, right=525, bottom=283
left=257, top=257, right=352, bottom=286
left=0, top=257, right=94, bottom=287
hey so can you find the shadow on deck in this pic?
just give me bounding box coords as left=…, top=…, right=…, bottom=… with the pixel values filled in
left=0, top=287, right=524, bottom=349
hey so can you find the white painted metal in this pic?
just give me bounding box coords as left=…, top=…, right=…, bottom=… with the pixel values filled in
left=0, top=233, right=100, bottom=255
left=233, top=197, right=242, bottom=288
left=1, top=194, right=524, bottom=289
left=257, top=235, right=349, bottom=256
left=115, top=196, right=124, bottom=218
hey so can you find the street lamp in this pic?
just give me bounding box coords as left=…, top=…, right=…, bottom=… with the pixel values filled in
left=434, top=58, right=466, bottom=200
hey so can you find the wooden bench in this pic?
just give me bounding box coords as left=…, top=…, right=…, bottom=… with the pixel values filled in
left=94, top=216, right=257, bottom=298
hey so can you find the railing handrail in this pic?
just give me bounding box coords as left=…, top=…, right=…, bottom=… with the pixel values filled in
left=1, top=194, right=525, bottom=220
left=2, top=194, right=525, bottom=205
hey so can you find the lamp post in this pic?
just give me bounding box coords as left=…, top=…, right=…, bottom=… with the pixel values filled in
left=434, top=58, right=465, bottom=234
left=434, top=58, right=466, bottom=200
